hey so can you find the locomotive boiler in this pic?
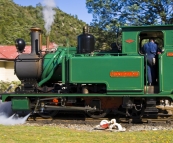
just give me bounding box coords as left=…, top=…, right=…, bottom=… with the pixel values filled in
left=2, top=25, right=173, bottom=119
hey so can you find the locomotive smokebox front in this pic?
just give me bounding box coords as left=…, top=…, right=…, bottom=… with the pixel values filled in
left=15, top=27, right=42, bottom=80
left=77, top=26, right=95, bottom=54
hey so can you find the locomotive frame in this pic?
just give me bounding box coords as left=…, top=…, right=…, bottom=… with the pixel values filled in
left=1, top=25, right=173, bottom=119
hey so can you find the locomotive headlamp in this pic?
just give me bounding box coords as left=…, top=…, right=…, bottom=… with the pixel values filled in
left=15, top=38, right=26, bottom=53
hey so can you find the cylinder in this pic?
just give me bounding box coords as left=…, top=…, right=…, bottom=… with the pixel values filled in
left=30, top=27, right=42, bottom=55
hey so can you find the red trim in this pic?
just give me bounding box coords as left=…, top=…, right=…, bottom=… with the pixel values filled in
left=125, top=39, right=134, bottom=43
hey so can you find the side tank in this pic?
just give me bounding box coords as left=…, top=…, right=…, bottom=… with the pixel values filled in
left=15, top=28, right=42, bottom=80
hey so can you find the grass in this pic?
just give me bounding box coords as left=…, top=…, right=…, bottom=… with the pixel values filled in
left=0, top=125, right=173, bottom=143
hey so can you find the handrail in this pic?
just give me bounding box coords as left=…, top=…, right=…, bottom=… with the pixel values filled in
left=145, top=54, right=148, bottom=94
left=38, top=50, right=65, bottom=87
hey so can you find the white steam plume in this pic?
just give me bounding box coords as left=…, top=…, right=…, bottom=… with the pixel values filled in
left=0, top=100, right=30, bottom=125
left=0, top=113, right=30, bottom=125
left=42, top=0, right=56, bottom=35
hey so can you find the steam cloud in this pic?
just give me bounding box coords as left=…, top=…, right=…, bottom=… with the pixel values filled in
left=0, top=100, right=29, bottom=125
left=0, top=113, right=30, bottom=125
left=42, top=0, right=56, bottom=35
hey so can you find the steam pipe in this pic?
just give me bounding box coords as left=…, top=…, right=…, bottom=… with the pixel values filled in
left=39, top=32, right=42, bottom=51
left=46, top=36, right=49, bottom=49
left=38, top=49, right=65, bottom=87
left=30, top=27, right=42, bottom=55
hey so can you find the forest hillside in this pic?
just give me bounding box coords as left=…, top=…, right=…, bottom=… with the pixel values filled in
left=0, top=0, right=87, bottom=46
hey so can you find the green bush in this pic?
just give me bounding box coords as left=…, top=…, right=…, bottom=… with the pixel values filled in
left=0, top=80, right=21, bottom=93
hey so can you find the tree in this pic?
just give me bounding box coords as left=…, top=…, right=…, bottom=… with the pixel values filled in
left=122, top=0, right=173, bottom=25
left=86, top=0, right=173, bottom=49
left=86, top=0, right=173, bottom=26
left=0, top=0, right=86, bottom=45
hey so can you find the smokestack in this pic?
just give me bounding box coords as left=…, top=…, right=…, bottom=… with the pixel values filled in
left=46, top=36, right=49, bottom=49
left=30, top=27, right=42, bottom=55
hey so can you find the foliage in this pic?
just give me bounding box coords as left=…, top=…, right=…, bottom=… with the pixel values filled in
left=86, top=0, right=173, bottom=26
left=0, top=0, right=86, bottom=46
left=90, top=25, right=118, bottom=50
left=0, top=81, right=21, bottom=93
left=0, top=125, right=173, bottom=143
left=86, top=0, right=173, bottom=48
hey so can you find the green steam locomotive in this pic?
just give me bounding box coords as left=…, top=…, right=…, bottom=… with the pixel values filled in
left=1, top=25, right=173, bottom=119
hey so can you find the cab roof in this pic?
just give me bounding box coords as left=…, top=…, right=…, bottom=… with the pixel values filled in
left=121, top=24, right=173, bottom=31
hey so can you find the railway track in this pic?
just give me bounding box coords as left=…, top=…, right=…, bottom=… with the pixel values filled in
left=25, top=116, right=173, bottom=132
left=25, top=105, right=173, bottom=125
left=119, top=118, right=173, bottom=124
left=26, top=114, right=173, bottom=125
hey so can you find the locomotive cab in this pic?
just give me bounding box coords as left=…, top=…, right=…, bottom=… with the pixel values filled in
left=122, top=25, right=173, bottom=95
left=139, top=31, right=164, bottom=89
